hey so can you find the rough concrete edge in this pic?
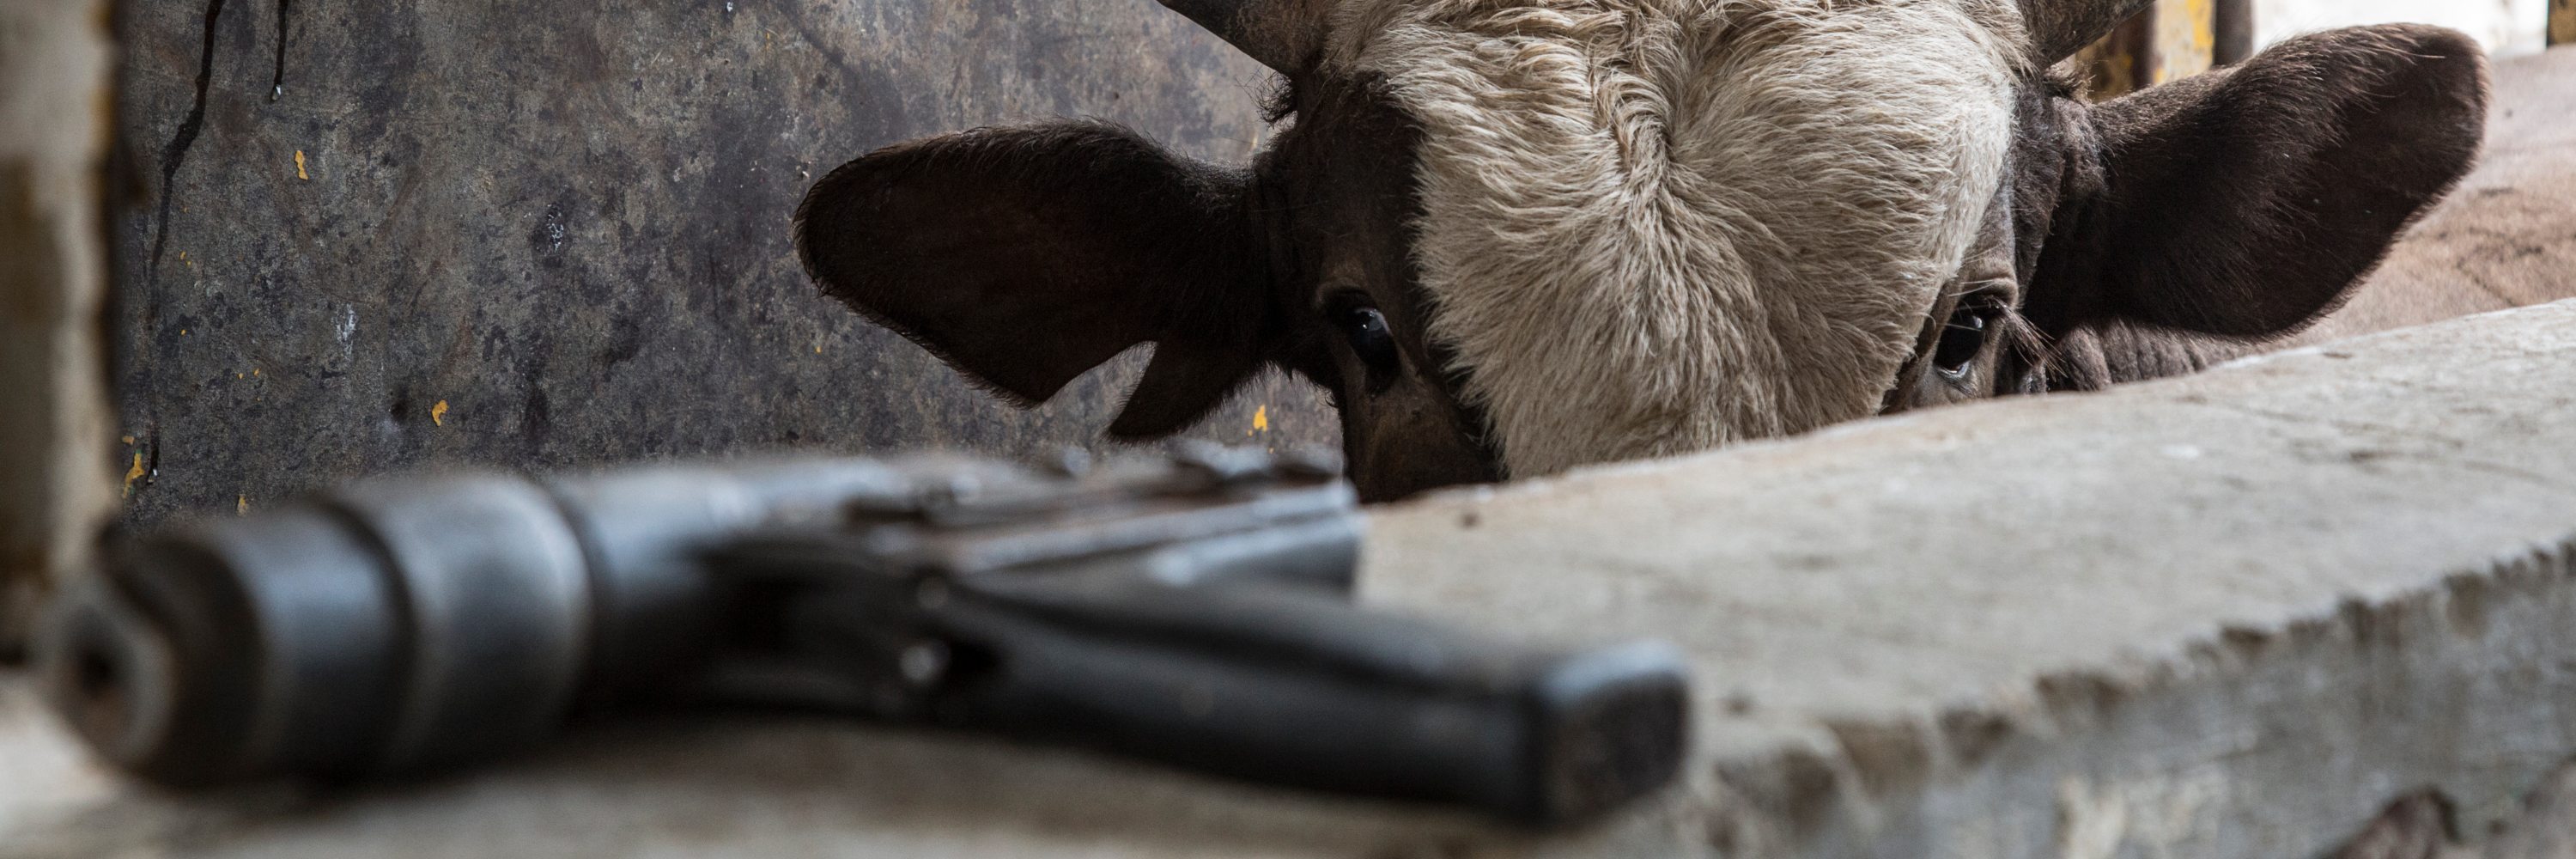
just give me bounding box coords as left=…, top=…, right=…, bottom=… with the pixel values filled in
left=2325, top=756, right=2576, bottom=858
left=1692, top=519, right=2576, bottom=859
left=2444, top=754, right=2576, bottom=858
left=1362, top=302, right=2576, bottom=858
left=0, top=0, right=117, bottom=658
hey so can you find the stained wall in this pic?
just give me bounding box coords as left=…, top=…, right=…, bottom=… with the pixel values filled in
left=111, top=0, right=1337, bottom=527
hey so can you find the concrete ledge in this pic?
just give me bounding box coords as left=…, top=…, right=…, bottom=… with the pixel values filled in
left=8, top=301, right=2576, bottom=858
left=1366, top=298, right=2576, bottom=858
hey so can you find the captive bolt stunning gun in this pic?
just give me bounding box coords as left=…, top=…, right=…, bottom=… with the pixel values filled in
left=38, top=445, right=1691, bottom=826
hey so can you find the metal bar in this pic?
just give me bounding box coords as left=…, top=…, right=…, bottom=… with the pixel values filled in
left=2213, top=0, right=2255, bottom=65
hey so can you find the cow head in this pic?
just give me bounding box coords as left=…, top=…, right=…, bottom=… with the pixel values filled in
left=796, top=0, right=2487, bottom=503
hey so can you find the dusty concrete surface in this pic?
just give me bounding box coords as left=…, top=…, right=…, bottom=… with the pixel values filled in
left=1364, top=300, right=2576, bottom=859
left=2300, top=46, right=2576, bottom=344
left=2325, top=758, right=2576, bottom=858
left=2456, top=761, right=2576, bottom=858
left=9, top=295, right=2576, bottom=856
left=107, top=0, right=1336, bottom=530
left=0, top=0, right=116, bottom=653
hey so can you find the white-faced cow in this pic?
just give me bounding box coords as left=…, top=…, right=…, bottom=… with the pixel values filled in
left=795, top=0, right=2489, bottom=502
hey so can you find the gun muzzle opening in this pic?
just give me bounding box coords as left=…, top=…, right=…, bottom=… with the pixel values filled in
left=39, top=576, right=180, bottom=772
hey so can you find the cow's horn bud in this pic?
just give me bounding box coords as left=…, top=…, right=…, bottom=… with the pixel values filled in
left=1157, top=0, right=1320, bottom=75
left=2022, top=0, right=2157, bottom=64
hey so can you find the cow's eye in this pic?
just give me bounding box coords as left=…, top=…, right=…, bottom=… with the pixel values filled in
left=1340, top=307, right=1399, bottom=371
left=1327, top=295, right=1400, bottom=381
left=1933, top=302, right=1998, bottom=379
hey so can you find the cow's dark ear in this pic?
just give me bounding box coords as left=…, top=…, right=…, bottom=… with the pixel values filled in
left=2028, top=24, right=2488, bottom=338
left=794, top=121, right=1272, bottom=439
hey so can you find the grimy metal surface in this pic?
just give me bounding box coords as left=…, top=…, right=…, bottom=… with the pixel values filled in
left=2069, top=0, right=2217, bottom=98
left=108, top=0, right=1337, bottom=528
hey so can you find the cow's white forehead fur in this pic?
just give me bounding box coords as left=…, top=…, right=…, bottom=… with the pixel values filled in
left=1319, top=0, right=2025, bottom=477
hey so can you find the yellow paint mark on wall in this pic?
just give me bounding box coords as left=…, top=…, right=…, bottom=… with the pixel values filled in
left=431, top=399, right=450, bottom=426
left=295, top=149, right=309, bottom=180
left=2154, top=0, right=2215, bottom=84
left=1250, top=405, right=1270, bottom=436
left=123, top=451, right=144, bottom=498
left=2074, top=0, right=2211, bottom=98
left=238, top=496, right=250, bottom=515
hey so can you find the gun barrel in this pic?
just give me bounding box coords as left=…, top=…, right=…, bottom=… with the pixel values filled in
left=38, top=458, right=938, bottom=786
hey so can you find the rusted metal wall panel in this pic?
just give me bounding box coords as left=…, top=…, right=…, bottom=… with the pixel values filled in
left=110, top=0, right=1337, bottom=528
left=2070, top=0, right=2216, bottom=98
left=1, top=0, right=117, bottom=654
left=2152, top=0, right=2217, bottom=81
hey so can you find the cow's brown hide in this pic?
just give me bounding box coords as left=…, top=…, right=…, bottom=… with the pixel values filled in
left=796, top=7, right=2502, bottom=502
left=2295, top=43, right=2576, bottom=346
left=1885, top=25, right=2490, bottom=405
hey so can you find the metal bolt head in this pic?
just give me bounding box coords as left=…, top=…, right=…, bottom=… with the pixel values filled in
left=898, top=640, right=951, bottom=687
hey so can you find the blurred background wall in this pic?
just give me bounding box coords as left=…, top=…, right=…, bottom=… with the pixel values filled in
left=2075, top=0, right=2552, bottom=98
left=107, top=0, right=1339, bottom=529
left=2257, top=0, right=2553, bottom=57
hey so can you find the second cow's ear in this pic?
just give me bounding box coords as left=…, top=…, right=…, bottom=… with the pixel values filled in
left=795, top=121, right=1274, bottom=439
left=2027, top=24, right=2488, bottom=338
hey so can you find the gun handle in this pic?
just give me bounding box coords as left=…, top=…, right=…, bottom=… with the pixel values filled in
left=805, top=575, right=1692, bottom=827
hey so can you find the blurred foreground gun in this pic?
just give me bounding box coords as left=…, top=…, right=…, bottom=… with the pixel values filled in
left=37, top=446, right=1688, bottom=826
